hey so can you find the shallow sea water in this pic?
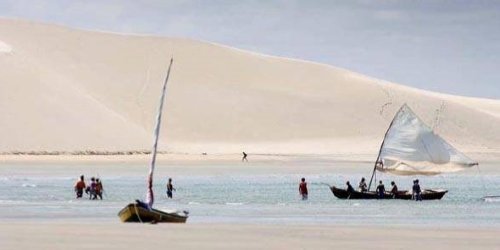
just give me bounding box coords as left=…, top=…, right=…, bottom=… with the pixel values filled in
left=1, top=162, right=499, bottom=227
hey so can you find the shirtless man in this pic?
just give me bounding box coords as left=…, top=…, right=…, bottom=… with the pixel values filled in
left=74, top=175, right=86, bottom=199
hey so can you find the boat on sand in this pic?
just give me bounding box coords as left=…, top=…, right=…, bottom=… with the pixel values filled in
left=118, top=202, right=188, bottom=223
left=331, top=104, right=477, bottom=200
left=118, top=58, right=188, bottom=223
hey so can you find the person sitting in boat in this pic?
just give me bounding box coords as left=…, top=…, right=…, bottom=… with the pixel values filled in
left=95, top=178, right=103, bottom=200
left=358, top=177, right=367, bottom=192
left=346, top=181, right=355, bottom=194
left=166, top=178, right=176, bottom=199
left=299, top=178, right=308, bottom=200
left=376, top=180, right=385, bottom=198
left=412, top=179, right=422, bottom=201
left=74, top=175, right=86, bottom=199
left=390, top=181, right=398, bottom=197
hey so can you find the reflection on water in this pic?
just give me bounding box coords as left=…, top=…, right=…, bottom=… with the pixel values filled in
left=1, top=166, right=500, bottom=227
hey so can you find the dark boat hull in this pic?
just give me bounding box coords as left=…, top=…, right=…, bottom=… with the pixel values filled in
left=330, top=186, right=447, bottom=200
left=118, top=203, right=188, bottom=223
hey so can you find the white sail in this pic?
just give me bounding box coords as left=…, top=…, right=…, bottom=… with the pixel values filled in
left=145, top=58, right=173, bottom=208
left=376, top=104, right=477, bottom=175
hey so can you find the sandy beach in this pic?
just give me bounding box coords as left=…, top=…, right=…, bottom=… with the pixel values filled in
left=2, top=221, right=500, bottom=250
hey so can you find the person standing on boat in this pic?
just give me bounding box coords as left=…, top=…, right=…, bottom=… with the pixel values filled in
left=299, top=178, right=308, bottom=200
left=242, top=152, right=248, bottom=162
left=390, top=181, right=398, bottom=197
left=74, top=175, right=86, bottom=199
left=166, top=178, right=176, bottom=199
left=376, top=180, right=385, bottom=199
left=358, top=177, right=367, bottom=192
left=412, top=179, right=422, bottom=201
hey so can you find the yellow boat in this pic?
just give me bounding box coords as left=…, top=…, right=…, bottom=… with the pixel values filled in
left=118, top=202, right=188, bottom=223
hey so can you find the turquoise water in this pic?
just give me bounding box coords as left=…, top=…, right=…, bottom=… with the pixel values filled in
left=1, top=163, right=499, bottom=227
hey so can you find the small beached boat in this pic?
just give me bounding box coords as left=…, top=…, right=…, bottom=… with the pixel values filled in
left=331, top=104, right=477, bottom=200
left=118, top=58, right=188, bottom=223
left=118, top=202, right=188, bottom=223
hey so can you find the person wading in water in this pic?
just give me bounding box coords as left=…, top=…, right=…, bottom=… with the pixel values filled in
left=299, top=178, right=308, bottom=200
left=242, top=152, right=248, bottom=162
left=166, top=178, right=176, bottom=199
left=376, top=180, right=386, bottom=199
left=74, top=175, right=86, bottom=199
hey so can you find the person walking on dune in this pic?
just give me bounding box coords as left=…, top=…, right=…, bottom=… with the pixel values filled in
left=74, top=175, right=86, bottom=199
left=299, top=178, right=308, bottom=200
left=242, top=152, right=248, bottom=162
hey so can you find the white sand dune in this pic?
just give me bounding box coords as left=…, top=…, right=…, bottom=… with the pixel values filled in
left=0, top=18, right=499, bottom=155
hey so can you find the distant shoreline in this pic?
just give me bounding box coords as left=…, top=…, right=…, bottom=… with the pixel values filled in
left=0, top=150, right=160, bottom=156
left=1, top=151, right=500, bottom=167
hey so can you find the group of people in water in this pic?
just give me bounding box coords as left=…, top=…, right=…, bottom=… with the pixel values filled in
left=74, top=175, right=104, bottom=200
left=74, top=175, right=176, bottom=200
left=346, top=177, right=423, bottom=200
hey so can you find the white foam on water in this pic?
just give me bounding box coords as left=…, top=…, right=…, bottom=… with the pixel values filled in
left=226, top=202, right=244, bottom=206
left=22, top=183, right=37, bottom=188
left=0, top=40, right=12, bottom=54
left=483, top=196, right=500, bottom=203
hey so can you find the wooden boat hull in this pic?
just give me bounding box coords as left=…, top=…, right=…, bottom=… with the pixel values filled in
left=118, top=203, right=188, bottom=223
left=330, top=186, right=447, bottom=200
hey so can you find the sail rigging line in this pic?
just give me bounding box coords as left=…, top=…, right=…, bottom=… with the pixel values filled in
left=475, top=163, right=490, bottom=199
left=146, top=57, right=174, bottom=209
left=368, top=105, right=406, bottom=191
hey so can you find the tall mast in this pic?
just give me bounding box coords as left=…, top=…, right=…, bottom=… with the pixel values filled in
left=367, top=104, right=405, bottom=191
left=146, top=57, right=174, bottom=208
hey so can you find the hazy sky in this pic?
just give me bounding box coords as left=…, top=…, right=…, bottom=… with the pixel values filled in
left=1, top=0, right=499, bottom=99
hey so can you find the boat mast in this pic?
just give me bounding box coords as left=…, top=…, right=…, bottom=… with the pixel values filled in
left=146, top=57, right=174, bottom=208
left=367, top=104, right=404, bottom=191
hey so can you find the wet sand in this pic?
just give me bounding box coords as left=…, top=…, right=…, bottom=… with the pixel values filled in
left=1, top=221, right=499, bottom=250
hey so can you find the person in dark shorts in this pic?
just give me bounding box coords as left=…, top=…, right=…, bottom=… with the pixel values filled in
left=242, top=152, right=248, bottom=162
left=74, top=175, right=86, bottom=199
left=95, top=178, right=104, bottom=200
left=85, top=177, right=97, bottom=200
left=390, top=181, right=398, bottom=197
left=299, top=178, right=308, bottom=200
left=412, top=179, right=422, bottom=201
left=376, top=180, right=385, bottom=199
left=166, top=178, right=176, bottom=199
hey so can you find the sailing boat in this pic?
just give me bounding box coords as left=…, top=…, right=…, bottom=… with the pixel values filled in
left=330, top=104, right=478, bottom=200
left=118, top=58, right=188, bottom=223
